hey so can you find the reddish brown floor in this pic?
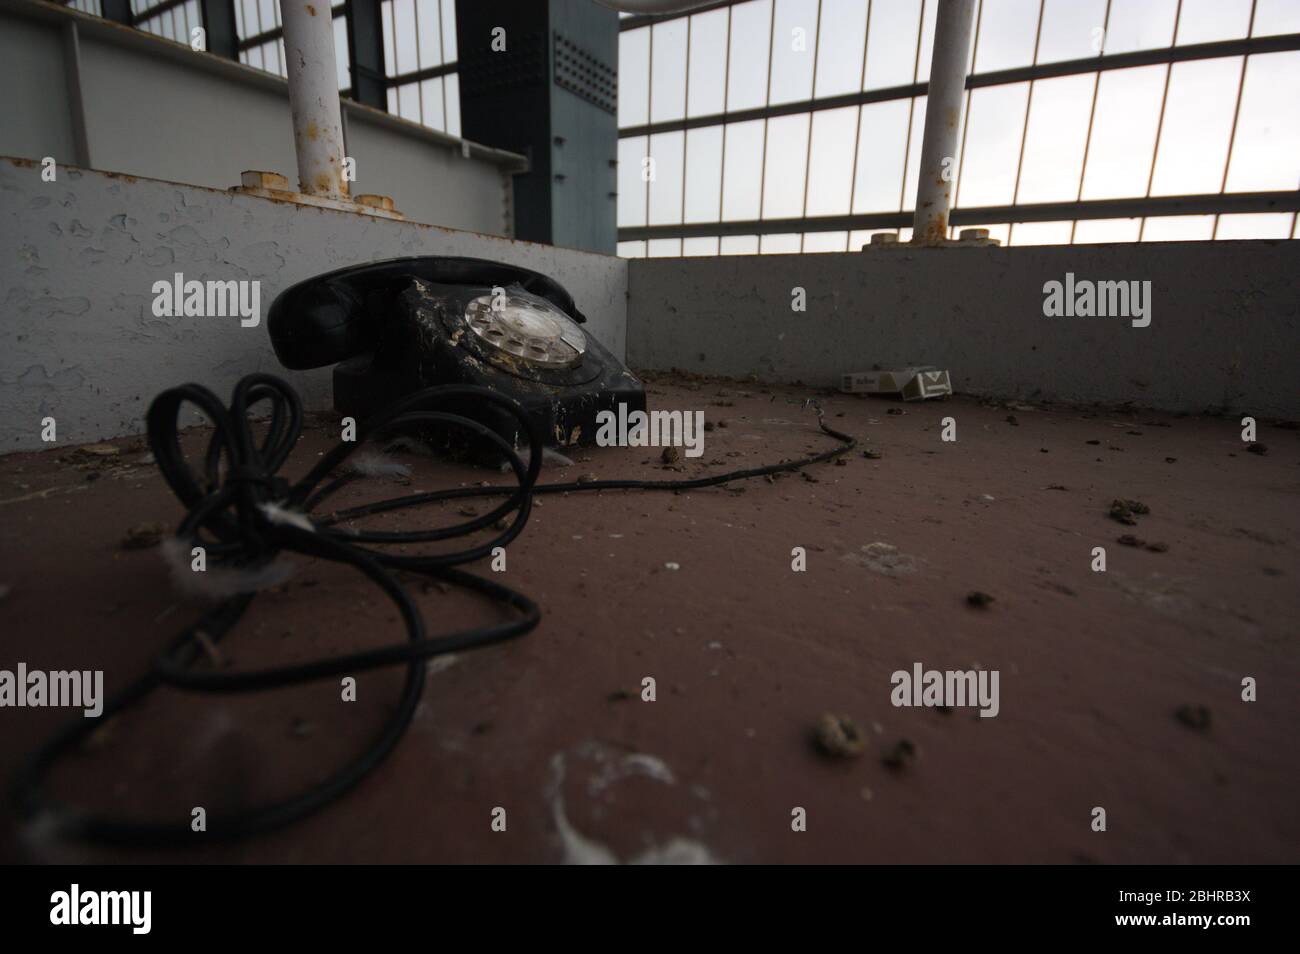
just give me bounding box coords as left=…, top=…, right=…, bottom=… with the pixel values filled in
left=0, top=374, right=1297, bottom=864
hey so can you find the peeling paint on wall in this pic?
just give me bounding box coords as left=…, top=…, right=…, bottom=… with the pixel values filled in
left=0, top=158, right=628, bottom=451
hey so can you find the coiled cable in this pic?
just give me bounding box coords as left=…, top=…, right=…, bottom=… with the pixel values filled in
left=14, top=374, right=855, bottom=846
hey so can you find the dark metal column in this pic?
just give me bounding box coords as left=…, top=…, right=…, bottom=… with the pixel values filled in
left=347, top=0, right=388, bottom=108
left=199, top=0, right=239, bottom=59
left=456, top=0, right=618, bottom=253
left=100, top=0, right=131, bottom=23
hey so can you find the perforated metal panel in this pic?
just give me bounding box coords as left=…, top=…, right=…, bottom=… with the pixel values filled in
left=553, top=31, right=616, bottom=115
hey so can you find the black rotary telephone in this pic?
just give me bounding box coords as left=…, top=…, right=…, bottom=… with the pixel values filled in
left=266, top=257, right=645, bottom=450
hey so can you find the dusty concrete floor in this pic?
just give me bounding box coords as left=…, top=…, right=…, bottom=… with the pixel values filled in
left=0, top=373, right=1297, bottom=864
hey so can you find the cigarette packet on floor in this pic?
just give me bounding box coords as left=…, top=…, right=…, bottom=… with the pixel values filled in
left=839, top=367, right=952, bottom=401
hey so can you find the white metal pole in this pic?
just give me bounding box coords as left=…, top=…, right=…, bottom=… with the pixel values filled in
left=280, top=0, right=349, bottom=198
left=912, top=0, right=976, bottom=245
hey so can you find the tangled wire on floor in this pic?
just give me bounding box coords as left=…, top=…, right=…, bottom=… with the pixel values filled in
left=14, top=373, right=855, bottom=845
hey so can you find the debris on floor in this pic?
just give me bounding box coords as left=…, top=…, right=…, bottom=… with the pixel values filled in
left=812, top=712, right=866, bottom=759
left=1108, top=498, right=1150, bottom=525
left=882, top=739, right=917, bottom=772
left=965, top=590, right=995, bottom=608
left=1174, top=705, right=1212, bottom=732
left=1118, top=535, right=1169, bottom=553
left=842, top=542, right=919, bottom=576
left=121, top=521, right=167, bottom=549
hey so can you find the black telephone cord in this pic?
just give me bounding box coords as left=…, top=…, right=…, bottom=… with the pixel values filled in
left=13, top=374, right=855, bottom=846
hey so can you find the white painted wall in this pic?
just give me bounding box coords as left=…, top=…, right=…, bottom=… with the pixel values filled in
left=0, top=0, right=524, bottom=235
left=0, top=158, right=628, bottom=450
left=627, top=245, right=1300, bottom=418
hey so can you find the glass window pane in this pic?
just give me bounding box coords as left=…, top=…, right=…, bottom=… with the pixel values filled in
left=618, top=136, right=649, bottom=228
left=1141, top=215, right=1214, bottom=240
left=445, top=73, right=461, bottom=137
left=441, top=0, right=457, bottom=61
left=1103, top=0, right=1177, bottom=55
left=382, top=1, right=396, bottom=76
left=1037, top=0, right=1108, bottom=65
left=1225, top=51, right=1300, bottom=192
left=258, top=0, right=275, bottom=40
left=1216, top=212, right=1294, bottom=239
left=862, top=0, right=921, bottom=90
left=761, top=232, right=802, bottom=253
left=420, top=77, right=446, bottom=131
left=617, top=241, right=647, bottom=258
left=805, top=106, right=858, bottom=216
left=682, top=237, right=720, bottom=256
left=1016, top=75, right=1093, bottom=204
left=648, top=238, right=683, bottom=257
left=650, top=19, right=688, bottom=123
left=687, top=9, right=729, bottom=117
left=729, top=0, right=773, bottom=111
left=648, top=132, right=686, bottom=226
left=1073, top=218, right=1141, bottom=243
left=975, top=0, right=1041, bottom=73
left=722, top=120, right=765, bottom=220
left=1150, top=57, right=1240, bottom=196
left=958, top=83, right=1029, bottom=207
left=1255, top=0, right=1300, bottom=37
left=900, top=96, right=927, bottom=211
left=1009, top=220, right=1073, bottom=245
left=769, top=0, right=818, bottom=106
left=1080, top=65, right=1164, bottom=200
left=397, top=81, right=420, bottom=122
left=915, top=0, right=938, bottom=82
left=762, top=114, right=810, bottom=218
left=803, top=230, right=849, bottom=252
left=240, top=0, right=257, bottom=38
left=684, top=127, right=724, bottom=223
left=335, top=16, right=350, bottom=90
left=1176, top=0, right=1252, bottom=46
left=815, top=0, right=868, bottom=99
left=852, top=100, right=910, bottom=213
left=720, top=235, right=760, bottom=255
left=416, top=0, right=443, bottom=68
left=393, top=0, right=418, bottom=74
left=619, top=28, right=650, bottom=127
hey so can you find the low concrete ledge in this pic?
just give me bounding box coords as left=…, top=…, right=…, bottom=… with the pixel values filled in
left=0, top=158, right=628, bottom=451
left=627, top=241, right=1300, bottom=419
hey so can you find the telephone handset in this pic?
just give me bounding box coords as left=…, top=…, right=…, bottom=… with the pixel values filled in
left=267, top=256, right=645, bottom=449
